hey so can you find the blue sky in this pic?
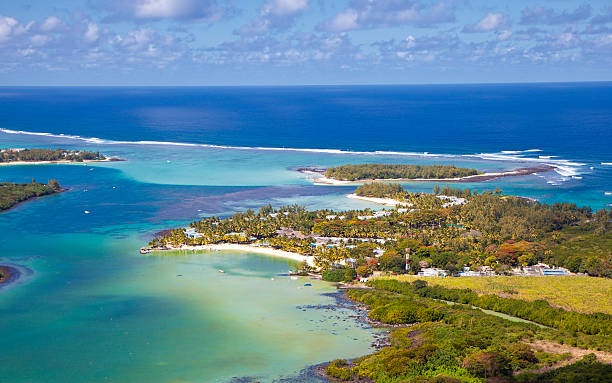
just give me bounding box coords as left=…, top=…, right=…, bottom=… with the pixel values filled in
left=0, top=0, right=611, bottom=85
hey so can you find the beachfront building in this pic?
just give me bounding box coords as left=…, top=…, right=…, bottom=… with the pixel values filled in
left=511, top=264, right=571, bottom=276
left=436, top=195, right=467, bottom=208
left=357, top=210, right=392, bottom=220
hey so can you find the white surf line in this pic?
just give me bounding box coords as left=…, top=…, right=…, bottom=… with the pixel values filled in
left=0, top=128, right=590, bottom=180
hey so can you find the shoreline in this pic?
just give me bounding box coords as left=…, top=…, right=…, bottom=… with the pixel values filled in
left=0, top=187, right=67, bottom=213
left=0, top=157, right=124, bottom=166
left=301, top=165, right=555, bottom=185
left=346, top=193, right=412, bottom=206
left=149, top=243, right=316, bottom=266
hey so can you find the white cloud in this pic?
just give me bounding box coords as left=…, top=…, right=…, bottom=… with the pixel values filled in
left=235, top=0, right=309, bottom=35
left=263, top=0, right=308, bottom=17
left=84, top=23, right=100, bottom=43
left=135, top=0, right=192, bottom=19
left=40, top=16, right=63, bottom=32
left=325, top=9, right=359, bottom=32
left=463, top=12, right=509, bottom=33
left=0, top=16, right=19, bottom=43
left=498, top=30, right=512, bottom=41
left=319, top=0, right=456, bottom=32
left=102, top=0, right=222, bottom=22
left=30, top=34, right=49, bottom=46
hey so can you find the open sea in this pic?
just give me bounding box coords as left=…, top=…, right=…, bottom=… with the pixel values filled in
left=0, top=84, right=611, bottom=382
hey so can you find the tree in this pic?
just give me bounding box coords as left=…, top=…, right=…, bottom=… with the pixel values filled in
left=343, top=268, right=357, bottom=282
left=379, top=253, right=405, bottom=273
left=356, top=265, right=372, bottom=277
left=462, top=352, right=511, bottom=378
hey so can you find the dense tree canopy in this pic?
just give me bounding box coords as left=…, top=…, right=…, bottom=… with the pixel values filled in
left=0, top=148, right=105, bottom=162
left=149, top=188, right=612, bottom=277
left=0, top=180, right=61, bottom=211
left=325, top=164, right=480, bottom=181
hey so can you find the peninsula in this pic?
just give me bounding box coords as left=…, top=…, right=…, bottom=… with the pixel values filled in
left=0, top=148, right=119, bottom=165
left=147, top=189, right=612, bottom=382
left=0, top=180, right=64, bottom=212
left=146, top=186, right=611, bottom=279
left=299, top=163, right=555, bottom=184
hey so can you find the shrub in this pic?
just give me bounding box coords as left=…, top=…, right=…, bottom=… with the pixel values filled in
left=322, top=268, right=347, bottom=282
left=344, top=268, right=357, bottom=282
left=462, top=352, right=512, bottom=378
left=326, top=359, right=352, bottom=381
left=357, top=265, right=372, bottom=277
left=408, top=376, right=462, bottom=383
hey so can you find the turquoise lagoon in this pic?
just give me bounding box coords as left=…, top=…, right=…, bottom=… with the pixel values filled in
left=0, top=127, right=611, bottom=382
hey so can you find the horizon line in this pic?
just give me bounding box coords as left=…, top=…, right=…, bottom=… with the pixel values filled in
left=1, top=80, right=612, bottom=88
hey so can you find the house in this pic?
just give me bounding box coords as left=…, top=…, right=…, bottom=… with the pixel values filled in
left=417, top=268, right=447, bottom=277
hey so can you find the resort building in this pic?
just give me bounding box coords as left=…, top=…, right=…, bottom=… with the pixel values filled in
left=417, top=268, right=448, bottom=277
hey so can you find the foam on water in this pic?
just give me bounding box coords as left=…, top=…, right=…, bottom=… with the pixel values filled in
left=0, top=128, right=584, bottom=175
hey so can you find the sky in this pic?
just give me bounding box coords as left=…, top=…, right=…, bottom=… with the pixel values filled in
left=0, top=0, right=611, bottom=85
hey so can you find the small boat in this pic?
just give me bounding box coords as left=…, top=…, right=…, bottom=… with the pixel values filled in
left=84, top=210, right=90, bottom=214
left=140, top=247, right=150, bottom=254
left=218, top=269, right=225, bottom=273
left=304, top=283, right=312, bottom=287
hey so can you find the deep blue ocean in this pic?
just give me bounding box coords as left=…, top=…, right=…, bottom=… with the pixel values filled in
left=1, top=83, right=611, bottom=162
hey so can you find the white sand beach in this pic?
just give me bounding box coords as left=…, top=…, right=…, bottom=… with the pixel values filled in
left=152, top=243, right=316, bottom=266
left=346, top=193, right=411, bottom=206
left=0, top=158, right=119, bottom=166
left=310, top=166, right=554, bottom=185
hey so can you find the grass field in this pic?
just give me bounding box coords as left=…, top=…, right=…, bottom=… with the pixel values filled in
left=377, top=275, right=612, bottom=315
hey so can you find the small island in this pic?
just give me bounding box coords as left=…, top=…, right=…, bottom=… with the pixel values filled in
left=326, top=163, right=481, bottom=181
left=299, top=163, right=555, bottom=184
left=0, top=180, right=64, bottom=212
left=0, top=148, right=118, bottom=165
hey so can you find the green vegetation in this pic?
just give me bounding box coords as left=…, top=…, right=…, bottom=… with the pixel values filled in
left=334, top=279, right=612, bottom=382
left=516, top=354, right=612, bottom=382
left=381, top=276, right=612, bottom=314
left=370, top=279, right=611, bottom=338
left=320, top=268, right=357, bottom=282
left=355, top=182, right=404, bottom=198
left=326, top=359, right=353, bottom=380
left=0, top=148, right=105, bottom=163
left=325, top=164, right=480, bottom=181
left=0, top=180, right=62, bottom=211
left=149, top=186, right=612, bottom=278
